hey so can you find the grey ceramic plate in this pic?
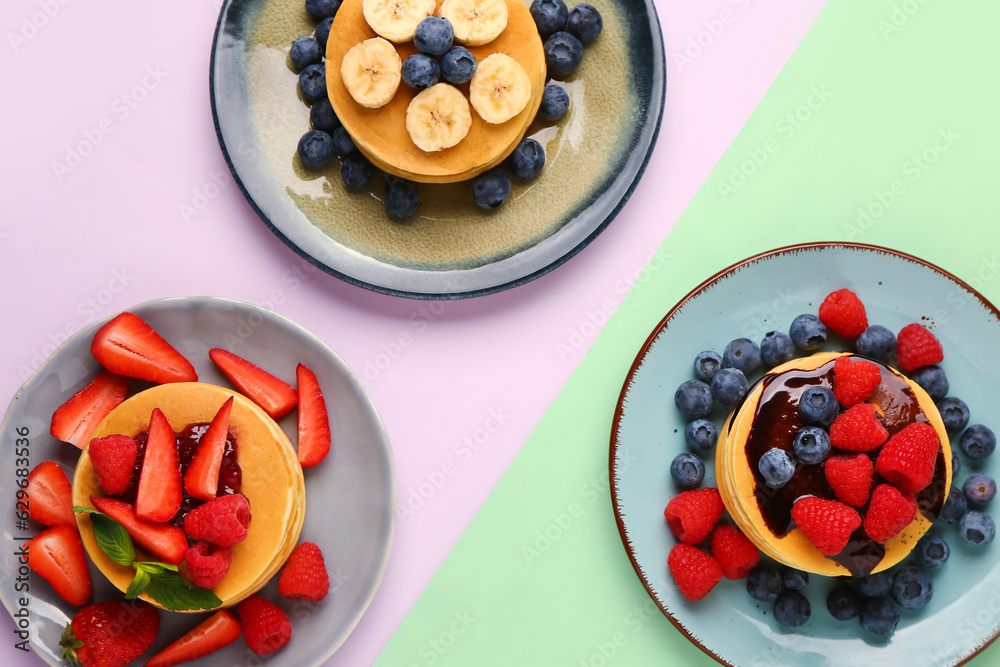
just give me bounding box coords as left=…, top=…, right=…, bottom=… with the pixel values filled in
left=0, top=296, right=395, bottom=667
left=610, top=243, right=1000, bottom=666
left=210, top=0, right=665, bottom=299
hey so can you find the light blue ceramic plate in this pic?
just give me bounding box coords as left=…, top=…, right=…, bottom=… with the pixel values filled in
left=0, top=296, right=395, bottom=667
left=611, top=243, right=1000, bottom=667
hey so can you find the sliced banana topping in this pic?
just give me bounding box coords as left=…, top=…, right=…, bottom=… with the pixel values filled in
left=468, top=53, right=531, bottom=124
left=438, top=0, right=508, bottom=47
left=341, top=37, right=403, bottom=109
left=363, top=0, right=436, bottom=43
left=405, top=83, right=473, bottom=152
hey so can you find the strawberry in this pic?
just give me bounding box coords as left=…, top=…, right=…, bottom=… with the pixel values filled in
left=238, top=595, right=292, bottom=656
left=790, top=497, right=861, bottom=556
left=864, top=484, right=918, bottom=543
left=60, top=601, right=159, bottom=667
left=663, top=487, right=724, bottom=545
left=91, top=312, right=197, bottom=384
left=26, top=461, right=76, bottom=528
left=819, top=289, right=868, bottom=339
left=875, top=422, right=939, bottom=493
left=824, top=453, right=874, bottom=507
left=50, top=371, right=130, bottom=448
left=829, top=403, right=888, bottom=452
left=184, top=397, right=234, bottom=502
left=667, top=543, right=723, bottom=601
left=279, top=542, right=330, bottom=601
left=832, top=356, right=881, bottom=407
left=708, top=525, right=759, bottom=580
left=136, top=408, right=182, bottom=523
left=88, top=435, right=138, bottom=496
left=144, top=609, right=241, bottom=667
left=26, top=525, right=91, bottom=607
left=183, top=542, right=233, bottom=589
left=209, top=349, right=298, bottom=420
left=296, top=363, right=331, bottom=468
left=896, top=323, right=944, bottom=372
left=183, top=493, right=251, bottom=547
left=90, top=496, right=188, bottom=565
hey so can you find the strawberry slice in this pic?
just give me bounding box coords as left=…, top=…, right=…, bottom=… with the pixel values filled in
left=184, top=397, right=234, bottom=502
left=60, top=601, right=159, bottom=667
left=90, top=496, right=188, bottom=565
left=26, top=525, right=91, bottom=607
left=50, top=371, right=130, bottom=448
left=144, top=609, right=241, bottom=667
left=26, top=461, right=76, bottom=528
left=296, top=363, right=331, bottom=468
left=209, top=349, right=298, bottom=420
left=91, top=312, right=197, bottom=384
left=136, top=408, right=182, bottom=522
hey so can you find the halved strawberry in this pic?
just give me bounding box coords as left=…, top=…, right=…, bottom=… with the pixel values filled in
left=184, top=397, right=234, bottom=502
left=296, top=363, right=331, bottom=468
left=27, top=461, right=76, bottom=528
left=209, top=349, right=298, bottom=420
left=88, top=435, right=138, bottom=495
left=144, top=609, right=241, bottom=667
left=60, top=600, right=159, bottom=667
left=91, top=312, right=197, bottom=384
left=50, top=371, right=130, bottom=448
left=90, top=496, right=188, bottom=565
left=136, top=408, right=182, bottom=523
left=26, top=525, right=91, bottom=607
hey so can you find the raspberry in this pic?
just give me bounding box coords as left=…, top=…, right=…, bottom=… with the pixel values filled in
left=896, top=323, right=943, bottom=372
left=184, top=541, right=232, bottom=589
left=829, top=403, right=888, bottom=452
left=790, top=497, right=861, bottom=556
left=825, top=453, right=874, bottom=507
left=238, top=595, right=292, bottom=656
left=832, top=356, right=881, bottom=407
left=875, top=423, right=939, bottom=493
left=667, top=544, right=723, bottom=601
left=709, top=525, right=759, bottom=580
left=819, top=289, right=868, bottom=339
left=183, top=493, right=251, bottom=547
left=88, top=434, right=138, bottom=495
left=864, top=484, right=917, bottom=543
left=279, top=542, right=330, bottom=601
left=663, top=487, right=724, bottom=545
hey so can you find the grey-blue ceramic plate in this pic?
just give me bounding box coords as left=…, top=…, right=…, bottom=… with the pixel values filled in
left=210, top=0, right=665, bottom=299
left=0, top=296, right=395, bottom=667
left=611, top=243, right=1000, bottom=666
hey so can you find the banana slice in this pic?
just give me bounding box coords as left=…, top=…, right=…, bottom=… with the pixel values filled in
left=438, top=0, right=508, bottom=46
left=363, top=0, right=436, bottom=43
left=468, top=53, right=531, bottom=124
left=341, top=37, right=402, bottom=108
left=405, top=83, right=473, bottom=152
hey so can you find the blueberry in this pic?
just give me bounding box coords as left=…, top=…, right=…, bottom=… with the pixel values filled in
left=789, top=314, right=827, bottom=351
left=670, top=453, right=705, bottom=490
left=471, top=167, right=511, bottom=209
left=290, top=36, right=323, bottom=70
left=758, top=448, right=795, bottom=488
left=315, top=17, right=334, bottom=50
left=331, top=126, right=357, bottom=157
left=773, top=590, right=810, bottom=628
left=855, top=324, right=896, bottom=362
left=746, top=566, right=782, bottom=602
left=299, top=63, right=327, bottom=101
left=340, top=152, right=375, bottom=188
left=722, top=338, right=761, bottom=375
left=958, top=510, right=995, bottom=546
left=297, top=130, right=334, bottom=167
left=383, top=176, right=419, bottom=219
left=940, top=486, right=968, bottom=524
left=539, top=84, right=570, bottom=120
left=960, top=424, right=996, bottom=460
left=891, top=566, right=933, bottom=609
left=693, top=350, right=723, bottom=383
left=310, top=98, right=341, bottom=133
left=414, top=16, right=454, bottom=55
left=826, top=584, right=862, bottom=621
left=859, top=597, right=899, bottom=637
left=964, top=473, right=997, bottom=504
left=566, top=3, right=602, bottom=42
left=952, top=444, right=962, bottom=477
left=857, top=570, right=893, bottom=597
left=543, top=31, right=584, bottom=76
left=401, top=53, right=440, bottom=89
left=674, top=380, right=713, bottom=420
left=911, top=365, right=948, bottom=400
left=507, top=138, right=545, bottom=180
left=684, top=419, right=718, bottom=453
left=937, top=396, right=971, bottom=432
left=915, top=534, right=950, bottom=569
left=440, top=46, right=477, bottom=84
left=782, top=568, right=809, bottom=591
left=529, top=0, right=569, bottom=37
left=711, top=368, right=748, bottom=406
left=760, top=331, right=795, bottom=367
left=798, top=386, right=839, bottom=427
left=305, top=0, right=340, bottom=20
left=792, top=426, right=831, bottom=465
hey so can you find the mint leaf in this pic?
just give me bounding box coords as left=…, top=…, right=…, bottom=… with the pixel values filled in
left=73, top=505, right=100, bottom=515
left=90, top=514, right=135, bottom=566
left=134, top=561, right=178, bottom=576
left=125, top=569, right=151, bottom=600
left=144, top=571, right=222, bottom=612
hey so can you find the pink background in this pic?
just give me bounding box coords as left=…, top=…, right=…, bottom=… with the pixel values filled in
left=0, top=0, right=826, bottom=664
